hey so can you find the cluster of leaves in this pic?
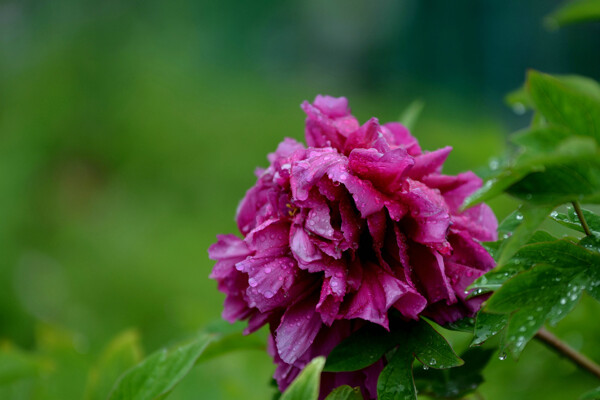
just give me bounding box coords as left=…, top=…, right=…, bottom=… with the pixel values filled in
left=461, top=68, right=600, bottom=400
left=0, top=323, right=265, bottom=400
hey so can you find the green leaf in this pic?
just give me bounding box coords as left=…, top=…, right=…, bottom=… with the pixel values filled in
left=324, top=385, right=364, bottom=400
left=506, top=74, right=600, bottom=112
left=324, top=325, right=396, bottom=372
left=280, top=357, right=325, bottom=400
left=551, top=206, right=600, bottom=235
left=462, top=170, right=526, bottom=210
left=413, top=348, right=495, bottom=399
left=408, top=320, right=464, bottom=369
left=464, top=137, right=600, bottom=208
left=506, top=157, right=600, bottom=206
left=326, top=319, right=463, bottom=374
left=496, top=206, right=555, bottom=266
left=505, top=86, right=533, bottom=113
left=0, top=345, right=41, bottom=385
left=510, top=126, right=573, bottom=154
left=472, top=312, right=509, bottom=346
left=443, top=316, right=475, bottom=333
left=377, top=351, right=415, bottom=400
left=580, top=386, right=600, bottom=400
left=85, top=330, right=143, bottom=400
left=475, top=73, right=600, bottom=209
left=108, top=333, right=214, bottom=400
left=375, top=319, right=463, bottom=400
left=527, top=70, right=600, bottom=144
left=546, top=0, right=600, bottom=28
left=398, top=100, right=424, bottom=131
left=469, top=230, right=560, bottom=298
left=485, top=239, right=600, bottom=357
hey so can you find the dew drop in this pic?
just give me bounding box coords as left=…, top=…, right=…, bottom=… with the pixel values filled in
left=515, top=213, right=524, bottom=221
left=550, top=211, right=559, bottom=218
left=264, top=267, right=272, bottom=274
left=248, top=278, right=258, bottom=287
left=498, top=352, right=507, bottom=361
left=264, top=290, right=274, bottom=299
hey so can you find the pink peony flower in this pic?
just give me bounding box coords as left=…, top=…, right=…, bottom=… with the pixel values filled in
left=209, top=95, right=497, bottom=399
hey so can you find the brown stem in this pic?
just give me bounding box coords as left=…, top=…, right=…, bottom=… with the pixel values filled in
left=572, top=201, right=592, bottom=237
left=535, top=328, right=600, bottom=380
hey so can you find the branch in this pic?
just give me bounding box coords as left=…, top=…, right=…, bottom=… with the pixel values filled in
left=535, top=328, right=600, bottom=380
left=572, top=201, right=593, bottom=237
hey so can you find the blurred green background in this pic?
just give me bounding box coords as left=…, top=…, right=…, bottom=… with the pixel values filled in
left=1, top=0, right=600, bottom=399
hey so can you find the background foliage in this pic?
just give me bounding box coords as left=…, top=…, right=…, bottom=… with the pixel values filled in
left=1, top=0, right=600, bottom=399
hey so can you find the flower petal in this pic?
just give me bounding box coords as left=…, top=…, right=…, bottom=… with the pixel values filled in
left=276, top=298, right=323, bottom=363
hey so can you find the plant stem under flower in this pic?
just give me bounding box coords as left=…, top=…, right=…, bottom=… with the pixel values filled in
left=535, top=328, right=600, bottom=380
left=572, top=201, right=593, bottom=237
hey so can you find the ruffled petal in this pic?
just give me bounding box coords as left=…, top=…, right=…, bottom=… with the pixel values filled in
left=348, top=147, right=414, bottom=194
left=343, top=263, right=420, bottom=329
left=382, top=122, right=422, bottom=156
left=400, top=179, right=451, bottom=252
left=408, top=146, right=452, bottom=179
left=408, top=243, right=456, bottom=304
left=276, top=298, right=323, bottom=364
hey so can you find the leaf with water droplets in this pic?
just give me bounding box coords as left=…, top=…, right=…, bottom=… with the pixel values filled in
left=484, top=238, right=600, bottom=357
left=281, top=357, right=325, bottom=400
left=472, top=312, right=508, bottom=346
left=377, top=351, right=415, bottom=400
left=466, top=71, right=600, bottom=210
left=377, top=319, right=463, bottom=400
left=551, top=206, right=600, bottom=235
left=409, top=320, right=463, bottom=369
left=324, top=325, right=397, bottom=372
left=324, top=385, right=364, bottom=400
left=443, top=316, right=475, bottom=333
left=326, top=318, right=462, bottom=400
left=469, top=230, right=558, bottom=296
left=496, top=206, right=556, bottom=266
left=413, top=348, right=495, bottom=399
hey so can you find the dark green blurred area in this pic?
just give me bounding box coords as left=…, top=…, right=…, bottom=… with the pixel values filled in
left=1, top=0, right=599, bottom=399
